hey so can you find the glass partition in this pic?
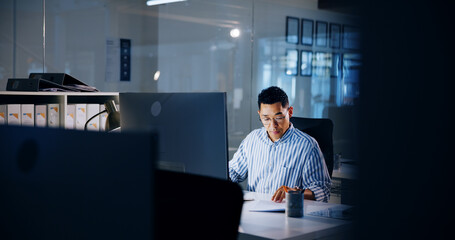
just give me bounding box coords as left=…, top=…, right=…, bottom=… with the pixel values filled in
left=0, top=0, right=361, bottom=160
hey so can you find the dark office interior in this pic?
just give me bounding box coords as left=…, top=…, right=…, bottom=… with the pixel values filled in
left=1, top=0, right=453, bottom=239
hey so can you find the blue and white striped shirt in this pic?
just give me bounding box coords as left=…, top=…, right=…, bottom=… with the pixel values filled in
left=229, top=124, right=331, bottom=202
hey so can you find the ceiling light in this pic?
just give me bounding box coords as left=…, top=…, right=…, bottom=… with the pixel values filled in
left=146, top=0, right=186, bottom=6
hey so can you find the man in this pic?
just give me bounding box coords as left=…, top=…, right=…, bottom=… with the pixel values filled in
left=229, top=86, right=331, bottom=202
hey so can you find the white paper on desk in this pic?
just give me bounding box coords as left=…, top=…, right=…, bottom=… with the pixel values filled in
left=243, top=191, right=255, bottom=201
left=249, top=200, right=285, bottom=212
left=306, top=205, right=353, bottom=220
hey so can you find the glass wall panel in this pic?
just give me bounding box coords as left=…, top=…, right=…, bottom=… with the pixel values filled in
left=0, top=0, right=361, bottom=160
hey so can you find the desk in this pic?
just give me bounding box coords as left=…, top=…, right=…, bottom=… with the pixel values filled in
left=238, top=192, right=353, bottom=240
left=331, top=161, right=358, bottom=205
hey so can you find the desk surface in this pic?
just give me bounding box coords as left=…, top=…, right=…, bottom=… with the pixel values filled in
left=238, top=192, right=353, bottom=240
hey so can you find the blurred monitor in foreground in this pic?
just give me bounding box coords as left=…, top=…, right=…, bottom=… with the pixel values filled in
left=0, top=125, right=156, bottom=239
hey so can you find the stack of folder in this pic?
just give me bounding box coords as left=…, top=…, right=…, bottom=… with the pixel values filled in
left=0, top=103, right=108, bottom=132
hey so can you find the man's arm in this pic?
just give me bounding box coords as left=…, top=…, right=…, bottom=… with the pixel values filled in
left=303, top=189, right=316, bottom=200
left=228, top=139, right=248, bottom=183
left=272, top=142, right=331, bottom=202
left=301, top=143, right=332, bottom=202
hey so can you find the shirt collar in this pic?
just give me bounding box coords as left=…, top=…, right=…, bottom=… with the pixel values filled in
left=260, top=123, right=294, bottom=144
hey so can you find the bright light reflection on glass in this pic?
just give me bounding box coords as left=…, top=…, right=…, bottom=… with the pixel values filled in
left=230, top=28, right=240, bottom=38
left=154, top=71, right=160, bottom=81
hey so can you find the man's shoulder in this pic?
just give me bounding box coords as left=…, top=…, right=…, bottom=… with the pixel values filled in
left=290, top=127, right=318, bottom=145
left=245, top=128, right=265, bottom=140
left=238, top=128, right=267, bottom=149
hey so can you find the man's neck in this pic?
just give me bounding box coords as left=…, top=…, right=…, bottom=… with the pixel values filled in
left=267, top=124, right=291, bottom=143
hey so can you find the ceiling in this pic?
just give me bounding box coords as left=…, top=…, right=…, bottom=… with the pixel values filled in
left=318, top=0, right=363, bottom=16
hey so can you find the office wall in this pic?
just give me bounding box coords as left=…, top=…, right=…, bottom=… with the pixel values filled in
left=0, top=0, right=360, bottom=159
left=154, top=0, right=253, bottom=155
left=0, top=0, right=159, bottom=91
left=251, top=0, right=359, bottom=130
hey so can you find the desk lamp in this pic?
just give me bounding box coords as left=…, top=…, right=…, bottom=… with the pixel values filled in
left=104, top=100, right=121, bottom=132
left=84, top=100, right=121, bottom=132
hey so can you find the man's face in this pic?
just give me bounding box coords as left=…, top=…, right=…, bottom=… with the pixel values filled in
left=258, top=102, right=293, bottom=142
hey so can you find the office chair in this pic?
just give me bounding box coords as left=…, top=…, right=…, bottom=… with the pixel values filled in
left=154, top=170, right=244, bottom=240
left=291, top=117, right=334, bottom=177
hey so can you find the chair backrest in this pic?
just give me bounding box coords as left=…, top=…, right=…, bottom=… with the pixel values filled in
left=291, top=117, right=334, bottom=177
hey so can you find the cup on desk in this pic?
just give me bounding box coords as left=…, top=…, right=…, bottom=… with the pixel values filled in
left=285, top=190, right=303, bottom=218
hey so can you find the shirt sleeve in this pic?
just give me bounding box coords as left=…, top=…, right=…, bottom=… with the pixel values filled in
left=301, top=142, right=332, bottom=202
left=228, top=138, right=249, bottom=183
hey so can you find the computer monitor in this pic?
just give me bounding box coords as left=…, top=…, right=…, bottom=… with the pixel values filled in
left=119, top=92, right=229, bottom=180
left=0, top=125, right=156, bottom=239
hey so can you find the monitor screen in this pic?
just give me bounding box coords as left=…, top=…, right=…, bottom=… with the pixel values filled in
left=119, top=92, right=228, bottom=180
left=0, top=125, right=156, bottom=239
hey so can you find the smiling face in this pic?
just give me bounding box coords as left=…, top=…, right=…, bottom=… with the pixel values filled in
left=258, top=102, right=293, bottom=142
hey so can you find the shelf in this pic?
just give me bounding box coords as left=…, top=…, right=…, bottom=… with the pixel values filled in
left=0, top=91, right=119, bottom=129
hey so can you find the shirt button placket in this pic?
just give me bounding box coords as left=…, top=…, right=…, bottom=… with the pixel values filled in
left=270, top=144, right=275, bottom=172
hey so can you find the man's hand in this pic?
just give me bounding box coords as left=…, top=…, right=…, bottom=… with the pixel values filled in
left=271, top=186, right=316, bottom=202
left=271, top=186, right=298, bottom=202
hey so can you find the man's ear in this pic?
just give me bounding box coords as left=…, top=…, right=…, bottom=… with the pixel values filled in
left=288, top=106, right=294, bottom=118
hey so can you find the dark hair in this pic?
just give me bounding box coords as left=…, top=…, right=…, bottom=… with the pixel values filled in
left=257, top=86, right=289, bottom=109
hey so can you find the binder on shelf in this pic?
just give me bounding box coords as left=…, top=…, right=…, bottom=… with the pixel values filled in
left=35, top=105, right=47, bottom=127
left=99, top=105, right=107, bottom=132
left=29, top=73, right=99, bottom=92
left=86, top=104, right=100, bottom=131
left=65, top=104, right=76, bottom=130
left=6, top=78, right=75, bottom=92
left=48, top=104, right=60, bottom=128
left=0, top=105, right=6, bottom=125
left=21, top=104, right=34, bottom=127
left=7, top=104, right=21, bottom=126
left=75, top=104, right=87, bottom=130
